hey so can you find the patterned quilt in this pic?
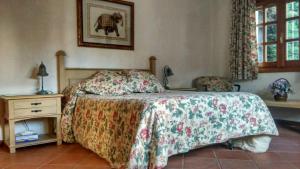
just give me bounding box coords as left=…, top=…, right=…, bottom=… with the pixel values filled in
left=62, top=91, right=278, bottom=169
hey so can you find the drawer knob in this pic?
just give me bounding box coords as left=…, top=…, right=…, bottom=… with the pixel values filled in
left=31, top=102, right=42, bottom=106
left=31, top=110, right=42, bottom=113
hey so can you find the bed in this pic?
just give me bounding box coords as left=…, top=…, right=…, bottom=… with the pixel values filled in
left=56, top=51, right=278, bottom=169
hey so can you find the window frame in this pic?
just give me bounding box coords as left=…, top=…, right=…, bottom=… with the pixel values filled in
left=256, top=0, right=300, bottom=73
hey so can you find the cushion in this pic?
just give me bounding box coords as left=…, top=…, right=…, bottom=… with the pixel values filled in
left=126, top=70, right=165, bottom=93
left=193, top=76, right=233, bottom=92
left=83, top=70, right=132, bottom=95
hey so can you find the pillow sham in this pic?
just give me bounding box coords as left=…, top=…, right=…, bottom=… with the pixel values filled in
left=62, top=83, right=84, bottom=104
left=83, top=70, right=132, bottom=95
left=126, top=70, right=165, bottom=93
left=62, top=71, right=102, bottom=104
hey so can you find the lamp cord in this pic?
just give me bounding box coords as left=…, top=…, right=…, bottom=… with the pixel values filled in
left=163, top=67, right=169, bottom=88
left=23, top=120, right=30, bottom=131
left=41, top=76, right=44, bottom=92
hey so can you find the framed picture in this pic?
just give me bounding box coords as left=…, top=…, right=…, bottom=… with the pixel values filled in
left=77, top=0, right=134, bottom=50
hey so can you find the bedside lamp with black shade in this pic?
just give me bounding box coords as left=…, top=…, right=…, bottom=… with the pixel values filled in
left=163, top=65, right=174, bottom=89
left=37, top=62, right=49, bottom=95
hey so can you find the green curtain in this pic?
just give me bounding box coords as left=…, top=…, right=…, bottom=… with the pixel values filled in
left=230, top=0, right=258, bottom=81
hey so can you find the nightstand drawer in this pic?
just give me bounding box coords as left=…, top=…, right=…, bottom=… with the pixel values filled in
left=13, top=98, right=57, bottom=109
left=14, top=106, right=58, bottom=118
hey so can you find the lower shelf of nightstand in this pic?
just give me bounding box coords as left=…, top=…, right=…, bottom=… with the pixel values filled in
left=5, top=134, right=57, bottom=149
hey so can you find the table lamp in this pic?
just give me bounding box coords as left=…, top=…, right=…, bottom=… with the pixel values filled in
left=163, top=65, right=174, bottom=89
left=37, top=62, right=49, bottom=95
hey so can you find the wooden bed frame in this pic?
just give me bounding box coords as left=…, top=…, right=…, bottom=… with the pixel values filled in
left=55, top=50, right=157, bottom=93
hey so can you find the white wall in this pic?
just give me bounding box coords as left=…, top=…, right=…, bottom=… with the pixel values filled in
left=209, top=0, right=232, bottom=77
left=240, top=73, right=300, bottom=100
left=0, top=0, right=215, bottom=95
left=0, top=0, right=215, bottom=140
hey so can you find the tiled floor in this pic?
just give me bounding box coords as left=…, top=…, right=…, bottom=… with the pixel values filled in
left=0, top=124, right=300, bottom=169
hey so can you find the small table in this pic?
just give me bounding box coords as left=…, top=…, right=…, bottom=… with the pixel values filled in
left=0, top=94, right=63, bottom=153
left=264, top=100, right=300, bottom=109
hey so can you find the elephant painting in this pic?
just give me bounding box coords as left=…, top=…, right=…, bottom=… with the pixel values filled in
left=94, top=12, right=123, bottom=37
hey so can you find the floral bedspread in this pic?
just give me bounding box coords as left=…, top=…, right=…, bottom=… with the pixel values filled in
left=62, top=91, right=278, bottom=169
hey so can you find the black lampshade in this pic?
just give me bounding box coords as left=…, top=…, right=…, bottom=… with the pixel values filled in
left=164, top=66, right=174, bottom=77
left=163, top=65, right=174, bottom=89
left=37, top=62, right=48, bottom=77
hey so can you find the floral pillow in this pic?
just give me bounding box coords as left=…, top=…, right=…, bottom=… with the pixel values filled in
left=62, top=82, right=85, bottom=106
left=62, top=72, right=101, bottom=105
left=126, top=70, right=165, bottom=93
left=83, top=70, right=132, bottom=95
left=193, top=76, right=233, bottom=92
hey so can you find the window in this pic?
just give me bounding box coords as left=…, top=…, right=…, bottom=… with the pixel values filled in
left=256, top=0, right=300, bottom=72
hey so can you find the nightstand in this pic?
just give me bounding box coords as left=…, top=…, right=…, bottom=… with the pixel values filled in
left=0, top=94, right=63, bottom=153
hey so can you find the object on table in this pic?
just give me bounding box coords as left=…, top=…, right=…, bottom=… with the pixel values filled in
left=37, top=62, right=49, bottom=95
left=16, top=131, right=39, bottom=143
left=269, top=78, right=294, bottom=101
left=193, top=76, right=240, bottom=92
left=163, top=65, right=174, bottom=89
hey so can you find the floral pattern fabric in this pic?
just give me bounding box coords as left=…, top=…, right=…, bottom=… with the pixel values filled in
left=126, top=70, right=165, bottom=93
left=61, top=70, right=131, bottom=143
left=61, top=82, right=86, bottom=143
left=83, top=70, right=132, bottom=95
left=193, top=76, right=234, bottom=92
left=62, top=91, right=278, bottom=168
left=230, top=0, right=258, bottom=81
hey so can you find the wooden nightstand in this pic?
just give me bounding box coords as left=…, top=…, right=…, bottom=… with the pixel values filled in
left=0, top=94, right=63, bottom=153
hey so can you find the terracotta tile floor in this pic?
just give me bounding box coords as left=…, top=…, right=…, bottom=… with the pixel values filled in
left=0, top=124, right=299, bottom=169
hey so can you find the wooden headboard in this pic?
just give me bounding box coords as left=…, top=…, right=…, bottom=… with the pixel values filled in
left=55, top=50, right=157, bottom=93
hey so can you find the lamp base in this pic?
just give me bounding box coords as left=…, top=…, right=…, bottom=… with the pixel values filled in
left=37, top=90, right=48, bottom=95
